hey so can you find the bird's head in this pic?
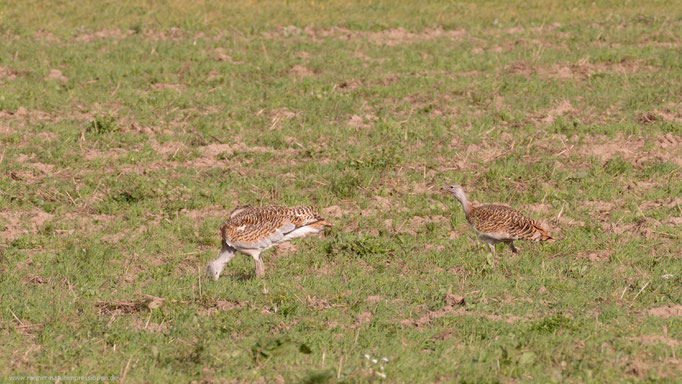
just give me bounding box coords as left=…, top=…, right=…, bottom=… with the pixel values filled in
left=206, top=262, right=220, bottom=281
left=440, top=183, right=466, bottom=202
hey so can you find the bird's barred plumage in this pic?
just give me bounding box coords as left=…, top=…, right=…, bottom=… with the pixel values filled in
left=466, top=204, right=554, bottom=242
left=207, top=205, right=331, bottom=280
left=441, top=183, right=553, bottom=254
left=221, top=205, right=330, bottom=249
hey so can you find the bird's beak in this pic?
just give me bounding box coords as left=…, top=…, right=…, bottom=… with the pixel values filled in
left=440, top=186, right=447, bottom=191
left=313, top=220, right=333, bottom=228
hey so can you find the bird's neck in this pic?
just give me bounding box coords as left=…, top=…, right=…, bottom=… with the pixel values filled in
left=456, top=194, right=473, bottom=216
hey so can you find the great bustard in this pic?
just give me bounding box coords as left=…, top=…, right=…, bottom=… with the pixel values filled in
left=206, top=205, right=332, bottom=280
left=441, top=184, right=554, bottom=254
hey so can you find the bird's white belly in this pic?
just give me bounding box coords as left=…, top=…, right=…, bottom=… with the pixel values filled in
left=469, top=224, right=492, bottom=241
left=225, top=224, right=321, bottom=255
left=470, top=224, right=508, bottom=243
left=282, top=225, right=321, bottom=241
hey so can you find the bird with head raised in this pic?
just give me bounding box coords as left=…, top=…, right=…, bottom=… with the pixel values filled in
left=206, top=205, right=332, bottom=280
left=441, top=183, right=554, bottom=254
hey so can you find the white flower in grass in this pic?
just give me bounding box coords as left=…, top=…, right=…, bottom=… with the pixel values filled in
left=362, top=353, right=388, bottom=379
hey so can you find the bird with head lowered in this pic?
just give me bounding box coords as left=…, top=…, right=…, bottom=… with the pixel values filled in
left=207, top=205, right=332, bottom=280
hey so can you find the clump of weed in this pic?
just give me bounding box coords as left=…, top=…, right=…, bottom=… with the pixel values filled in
left=642, top=160, right=677, bottom=176
left=258, top=132, right=292, bottom=150
left=299, top=369, right=335, bottom=384
left=250, top=337, right=311, bottom=363
left=529, top=314, right=574, bottom=334
left=603, top=156, right=633, bottom=175
left=99, top=175, right=159, bottom=211
left=10, top=234, right=41, bottom=249
left=329, top=171, right=361, bottom=198
left=88, top=114, right=118, bottom=134
left=112, top=190, right=142, bottom=203
left=324, top=233, right=393, bottom=259
left=345, top=147, right=400, bottom=171
left=169, top=148, right=201, bottom=162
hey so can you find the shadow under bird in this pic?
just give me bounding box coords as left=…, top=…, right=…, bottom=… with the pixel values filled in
left=207, top=205, right=332, bottom=280
left=441, top=183, right=554, bottom=254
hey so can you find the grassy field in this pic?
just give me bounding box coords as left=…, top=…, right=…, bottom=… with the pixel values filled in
left=1, top=0, right=681, bottom=382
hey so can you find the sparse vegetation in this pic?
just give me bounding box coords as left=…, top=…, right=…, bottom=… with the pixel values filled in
left=88, top=114, right=118, bottom=135
left=0, top=0, right=680, bottom=382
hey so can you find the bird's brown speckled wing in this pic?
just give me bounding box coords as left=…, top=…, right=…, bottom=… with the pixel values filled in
left=467, top=204, right=553, bottom=242
left=221, top=206, right=327, bottom=249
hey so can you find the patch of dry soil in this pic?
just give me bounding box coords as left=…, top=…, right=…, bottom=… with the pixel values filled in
left=647, top=305, right=682, bottom=319
left=580, top=133, right=682, bottom=168
left=0, top=210, right=54, bottom=242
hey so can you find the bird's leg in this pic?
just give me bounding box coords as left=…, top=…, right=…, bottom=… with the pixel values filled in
left=487, top=242, right=496, bottom=254
left=507, top=241, right=519, bottom=254
left=252, top=252, right=265, bottom=278
left=207, top=242, right=236, bottom=281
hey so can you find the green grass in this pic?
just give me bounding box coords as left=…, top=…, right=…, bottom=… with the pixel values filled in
left=1, top=0, right=681, bottom=382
